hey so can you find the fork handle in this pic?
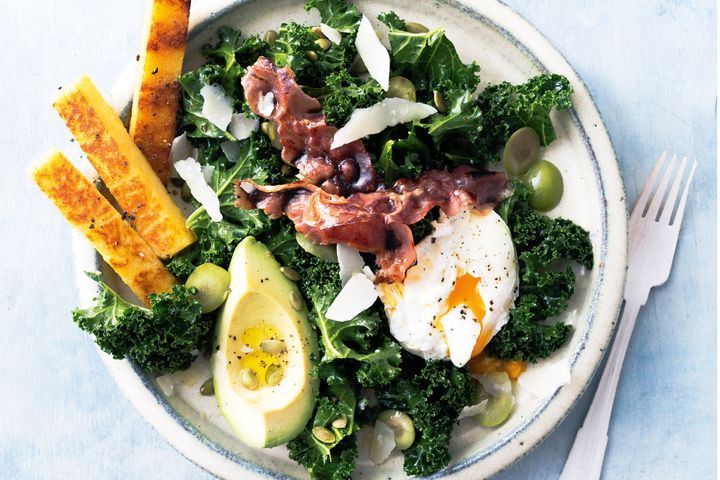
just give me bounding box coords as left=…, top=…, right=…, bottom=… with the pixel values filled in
left=559, top=298, right=642, bottom=480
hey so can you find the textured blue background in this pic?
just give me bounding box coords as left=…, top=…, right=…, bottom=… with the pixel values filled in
left=0, top=0, right=715, bottom=478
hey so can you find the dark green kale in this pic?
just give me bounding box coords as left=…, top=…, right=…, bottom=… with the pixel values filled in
left=181, top=135, right=284, bottom=270
left=177, top=64, right=234, bottom=140
left=376, top=357, right=475, bottom=476
left=487, top=182, right=593, bottom=362
left=287, top=363, right=359, bottom=480
left=270, top=0, right=361, bottom=88
left=305, top=71, right=384, bottom=126
left=72, top=273, right=209, bottom=372
left=377, top=11, right=406, bottom=31
left=202, top=26, right=269, bottom=98
left=375, top=125, right=437, bottom=183
left=305, top=0, right=361, bottom=32
left=476, top=74, right=573, bottom=155
left=380, top=14, right=480, bottom=94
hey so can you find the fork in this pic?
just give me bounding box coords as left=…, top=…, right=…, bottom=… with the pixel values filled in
left=559, top=152, right=697, bottom=480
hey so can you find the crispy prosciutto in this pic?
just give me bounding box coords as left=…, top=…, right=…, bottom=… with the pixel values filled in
left=241, top=57, right=379, bottom=195
left=235, top=166, right=509, bottom=283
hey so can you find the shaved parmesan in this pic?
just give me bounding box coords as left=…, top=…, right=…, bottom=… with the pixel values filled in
left=174, top=157, right=222, bottom=222
left=439, top=307, right=481, bottom=367
left=170, top=133, right=198, bottom=164
left=517, top=357, right=571, bottom=400
left=326, top=272, right=378, bottom=321
left=228, top=113, right=259, bottom=140
left=369, top=420, right=396, bottom=465
left=320, top=23, right=342, bottom=44
left=337, top=243, right=365, bottom=285
left=155, top=374, right=175, bottom=397
left=200, top=84, right=233, bottom=131
left=258, top=91, right=275, bottom=117
left=459, top=399, right=489, bottom=419
left=355, top=16, right=390, bottom=91
left=220, top=140, right=241, bottom=163
left=331, top=98, right=436, bottom=149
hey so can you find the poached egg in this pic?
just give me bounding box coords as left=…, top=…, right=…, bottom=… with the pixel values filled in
left=378, top=208, right=519, bottom=367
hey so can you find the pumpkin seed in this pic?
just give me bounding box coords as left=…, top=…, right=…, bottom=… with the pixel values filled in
left=311, top=26, right=325, bottom=38
left=199, top=378, right=214, bottom=396
left=240, top=368, right=259, bottom=390
left=181, top=182, right=192, bottom=202
left=290, top=290, right=303, bottom=311
left=433, top=90, right=447, bottom=113
left=315, top=38, right=332, bottom=51
left=312, top=426, right=336, bottom=444
left=280, top=266, right=301, bottom=281
left=259, top=339, right=286, bottom=354
left=170, top=177, right=185, bottom=187
left=405, top=22, right=429, bottom=34
left=260, top=121, right=270, bottom=135
left=268, top=122, right=283, bottom=150
left=305, top=50, right=318, bottom=62
left=265, top=364, right=283, bottom=386
left=263, top=29, right=279, bottom=47
left=331, top=416, right=348, bottom=429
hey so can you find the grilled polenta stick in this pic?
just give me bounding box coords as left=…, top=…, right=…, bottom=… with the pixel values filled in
left=32, top=151, right=177, bottom=305
left=53, top=75, right=196, bottom=259
left=129, top=0, right=191, bottom=184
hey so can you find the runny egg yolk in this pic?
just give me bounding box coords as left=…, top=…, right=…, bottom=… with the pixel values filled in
left=441, top=273, right=495, bottom=358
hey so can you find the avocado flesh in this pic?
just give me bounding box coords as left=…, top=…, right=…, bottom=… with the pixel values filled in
left=212, top=237, right=318, bottom=448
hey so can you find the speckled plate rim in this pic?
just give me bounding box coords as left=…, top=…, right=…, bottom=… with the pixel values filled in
left=72, top=0, right=628, bottom=478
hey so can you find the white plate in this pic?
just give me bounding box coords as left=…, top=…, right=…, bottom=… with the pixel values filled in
left=73, top=1, right=628, bottom=478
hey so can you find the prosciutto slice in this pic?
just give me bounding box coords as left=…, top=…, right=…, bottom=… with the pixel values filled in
left=235, top=166, right=509, bottom=283
left=241, top=57, right=378, bottom=195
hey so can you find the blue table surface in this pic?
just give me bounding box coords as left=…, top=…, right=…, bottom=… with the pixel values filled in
left=0, top=0, right=715, bottom=478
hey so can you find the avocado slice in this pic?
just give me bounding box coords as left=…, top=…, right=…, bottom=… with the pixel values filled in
left=212, top=237, right=318, bottom=448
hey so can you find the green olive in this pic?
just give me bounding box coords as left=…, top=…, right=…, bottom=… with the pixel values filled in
left=263, top=30, right=279, bottom=47
left=473, top=373, right=514, bottom=427
left=503, top=127, right=540, bottom=176
left=267, top=122, right=283, bottom=150
left=387, top=76, right=417, bottom=102
left=378, top=410, right=415, bottom=450
left=405, top=22, right=429, bottom=34
left=185, top=263, right=231, bottom=313
left=475, top=391, right=514, bottom=427
left=523, top=160, right=564, bottom=211
left=295, top=232, right=338, bottom=263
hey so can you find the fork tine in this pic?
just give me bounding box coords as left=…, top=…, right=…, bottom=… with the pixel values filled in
left=644, top=154, right=677, bottom=221
left=631, top=151, right=667, bottom=223
left=659, top=156, right=688, bottom=224
left=670, top=159, right=697, bottom=227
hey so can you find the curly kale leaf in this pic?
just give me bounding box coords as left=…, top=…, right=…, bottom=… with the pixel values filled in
left=72, top=273, right=209, bottom=372
left=376, top=358, right=474, bottom=476
left=288, top=364, right=359, bottom=480
left=422, top=89, right=485, bottom=164
left=305, top=0, right=361, bottom=33
left=477, top=74, right=573, bottom=154
left=377, top=11, right=406, bottom=30
left=201, top=26, right=269, bottom=98
left=179, top=135, right=284, bottom=269
left=383, top=19, right=480, bottom=94
left=305, top=71, right=384, bottom=126
left=271, top=3, right=358, bottom=89
left=487, top=183, right=593, bottom=362
left=178, top=64, right=235, bottom=140
left=375, top=124, right=438, bottom=183
left=307, top=284, right=401, bottom=388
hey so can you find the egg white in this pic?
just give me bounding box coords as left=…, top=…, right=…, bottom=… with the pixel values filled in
left=379, top=207, right=519, bottom=367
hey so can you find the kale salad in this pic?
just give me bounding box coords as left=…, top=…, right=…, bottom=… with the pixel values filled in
left=50, top=1, right=594, bottom=478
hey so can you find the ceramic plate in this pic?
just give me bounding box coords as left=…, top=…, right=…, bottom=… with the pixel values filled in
left=73, top=0, right=628, bottom=478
